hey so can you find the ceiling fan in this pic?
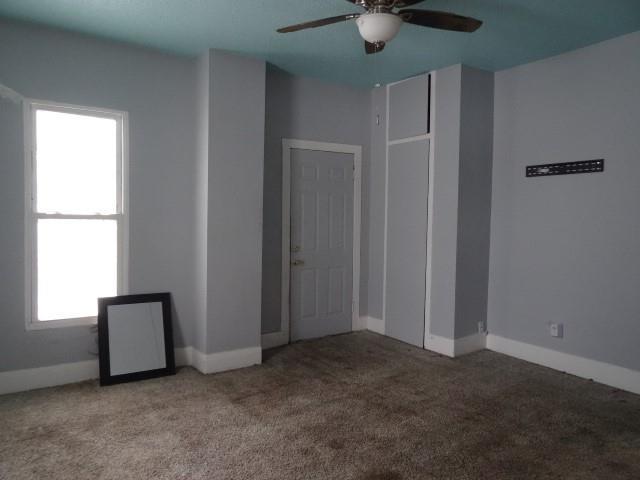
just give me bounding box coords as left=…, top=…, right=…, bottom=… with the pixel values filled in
left=277, top=0, right=482, bottom=54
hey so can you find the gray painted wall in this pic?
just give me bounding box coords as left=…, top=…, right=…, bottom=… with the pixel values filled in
left=4, top=17, right=636, bottom=375
left=261, top=69, right=371, bottom=334
left=366, top=87, right=387, bottom=320
left=428, top=65, right=462, bottom=340
left=366, top=67, right=493, bottom=343
left=489, top=31, right=640, bottom=371
left=454, top=66, right=494, bottom=339
left=207, top=50, right=265, bottom=352
left=0, top=20, right=198, bottom=372
left=427, top=65, right=494, bottom=341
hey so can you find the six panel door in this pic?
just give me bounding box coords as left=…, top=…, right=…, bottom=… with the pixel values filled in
left=290, top=149, right=354, bottom=341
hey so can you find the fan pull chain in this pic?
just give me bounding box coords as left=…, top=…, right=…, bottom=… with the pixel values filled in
left=373, top=48, right=381, bottom=88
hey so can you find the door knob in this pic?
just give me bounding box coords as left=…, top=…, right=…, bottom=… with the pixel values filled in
left=291, top=259, right=305, bottom=266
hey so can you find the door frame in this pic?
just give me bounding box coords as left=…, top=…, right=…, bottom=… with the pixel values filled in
left=262, top=139, right=362, bottom=349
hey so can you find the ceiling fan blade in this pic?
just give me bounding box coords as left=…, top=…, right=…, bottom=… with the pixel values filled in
left=400, top=9, right=482, bottom=32
left=345, top=0, right=424, bottom=6
left=365, top=41, right=385, bottom=55
left=277, top=14, right=360, bottom=33
left=394, top=0, right=427, bottom=7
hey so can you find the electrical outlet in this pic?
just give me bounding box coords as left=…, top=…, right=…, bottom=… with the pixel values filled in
left=549, top=323, right=563, bottom=338
left=478, top=321, right=486, bottom=334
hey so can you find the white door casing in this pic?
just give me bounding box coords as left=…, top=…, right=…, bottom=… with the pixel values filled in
left=261, top=140, right=361, bottom=349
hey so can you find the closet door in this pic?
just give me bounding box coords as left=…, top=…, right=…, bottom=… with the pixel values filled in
left=385, top=139, right=429, bottom=347
left=388, top=75, right=430, bottom=140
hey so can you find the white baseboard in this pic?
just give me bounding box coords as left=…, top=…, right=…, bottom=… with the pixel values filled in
left=424, top=332, right=486, bottom=358
left=0, top=359, right=99, bottom=396
left=424, top=334, right=454, bottom=357
left=366, top=318, right=485, bottom=356
left=0, top=345, right=261, bottom=395
left=191, top=346, right=262, bottom=375
left=364, top=316, right=385, bottom=335
left=454, top=332, right=487, bottom=356
left=486, top=334, right=640, bottom=396
left=261, top=330, right=289, bottom=350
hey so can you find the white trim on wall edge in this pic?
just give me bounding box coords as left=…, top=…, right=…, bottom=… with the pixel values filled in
left=0, top=346, right=262, bottom=395
left=486, top=334, right=640, bottom=396
left=424, top=332, right=486, bottom=358
left=363, top=316, right=385, bottom=335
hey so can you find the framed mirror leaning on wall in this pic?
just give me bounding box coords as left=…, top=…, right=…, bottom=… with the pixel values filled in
left=98, top=292, right=175, bottom=386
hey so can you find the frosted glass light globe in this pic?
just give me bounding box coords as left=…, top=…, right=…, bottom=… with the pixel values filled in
left=356, top=13, right=403, bottom=43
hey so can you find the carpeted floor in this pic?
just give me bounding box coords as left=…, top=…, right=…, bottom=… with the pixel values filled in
left=1, top=332, right=639, bottom=480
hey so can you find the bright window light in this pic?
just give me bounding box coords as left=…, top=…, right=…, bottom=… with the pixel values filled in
left=36, top=111, right=117, bottom=214
left=37, top=219, right=118, bottom=320
left=27, top=102, right=126, bottom=325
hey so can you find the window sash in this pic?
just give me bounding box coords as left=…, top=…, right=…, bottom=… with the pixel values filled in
left=32, top=103, right=124, bottom=216
left=25, top=100, right=128, bottom=329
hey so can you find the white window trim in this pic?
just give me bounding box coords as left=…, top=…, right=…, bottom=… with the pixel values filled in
left=24, top=99, right=129, bottom=330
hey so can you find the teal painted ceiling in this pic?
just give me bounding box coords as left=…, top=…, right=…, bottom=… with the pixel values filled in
left=0, top=0, right=639, bottom=86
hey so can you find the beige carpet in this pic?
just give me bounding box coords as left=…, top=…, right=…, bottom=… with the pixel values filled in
left=1, top=331, right=639, bottom=479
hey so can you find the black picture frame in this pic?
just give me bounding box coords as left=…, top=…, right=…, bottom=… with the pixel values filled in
left=98, top=292, right=175, bottom=386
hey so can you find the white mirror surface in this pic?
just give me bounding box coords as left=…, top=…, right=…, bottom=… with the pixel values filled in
left=107, top=302, right=166, bottom=376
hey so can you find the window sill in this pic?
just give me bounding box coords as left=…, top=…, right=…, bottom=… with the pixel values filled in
left=26, top=316, right=97, bottom=331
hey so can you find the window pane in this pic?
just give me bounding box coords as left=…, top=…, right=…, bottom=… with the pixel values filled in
left=38, top=219, right=117, bottom=321
left=36, top=110, right=117, bottom=214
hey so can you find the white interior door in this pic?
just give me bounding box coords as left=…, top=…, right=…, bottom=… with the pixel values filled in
left=290, top=148, right=354, bottom=341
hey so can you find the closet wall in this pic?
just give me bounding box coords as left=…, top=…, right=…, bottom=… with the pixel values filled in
left=384, top=75, right=432, bottom=347
left=367, top=65, right=494, bottom=354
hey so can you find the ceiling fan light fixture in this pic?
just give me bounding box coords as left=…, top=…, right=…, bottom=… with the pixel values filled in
left=356, top=13, right=403, bottom=43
